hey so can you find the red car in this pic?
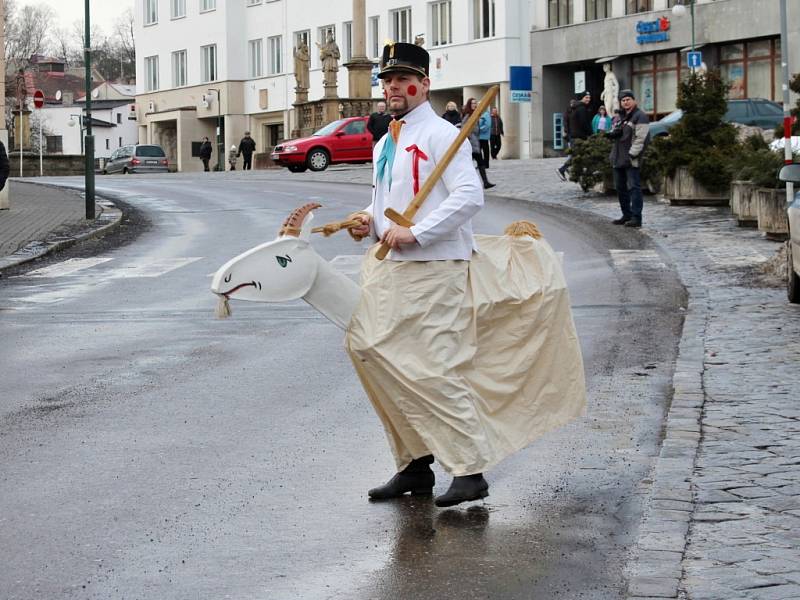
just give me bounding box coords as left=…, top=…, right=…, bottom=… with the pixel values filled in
left=271, top=116, right=372, bottom=172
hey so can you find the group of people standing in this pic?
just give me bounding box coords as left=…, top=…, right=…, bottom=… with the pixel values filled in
left=556, top=88, right=650, bottom=228
left=198, top=132, right=257, bottom=172
left=368, top=98, right=505, bottom=191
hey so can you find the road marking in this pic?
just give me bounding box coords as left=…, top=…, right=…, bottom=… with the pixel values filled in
left=609, top=249, right=667, bottom=270
left=105, top=257, right=202, bottom=279
left=25, top=257, right=114, bottom=278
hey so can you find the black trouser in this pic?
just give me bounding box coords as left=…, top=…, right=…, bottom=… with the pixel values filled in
left=490, top=134, right=502, bottom=159
left=242, top=153, right=253, bottom=170
left=201, top=158, right=210, bottom=172
left=473, top=152, right=491, bottom=187
left=479, top=139, right=490, bottom=167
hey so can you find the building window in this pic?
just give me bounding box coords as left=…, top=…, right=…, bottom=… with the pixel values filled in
left=117, top=113, right=122, bottom=124
left=473, top=0, right=495, bottom=39
left=548, top=0, right=572, bottom=27
left=631, top=51, right=681, bottom=116
left=200, top=0, right=216, bottom=12
left=201, top=44, right=217, bottom=82
left=343, top=22, right=353, bottom=62
left=368, top=16, right=380, bottom=58
left=46, top=135, right=63, bottom=154
left=249, top=39, right=263, bottom=78
left=119, top=137, right=123, bottom=147
left=295, top=30, right=310, bottom=52
left=264, top=123, right=284, bottom=149
left=268, top=35, right=282, bottom=74
left=247, top=0, right=262, bottom=5
left=585, top=0, right=610, bottom=21
left=719, top=38, right=781, bottom=101
left=105, top=138, right=110, bottom=150
left=144, top=0, right=158, bottom=25
left=431, top=1, right=452, bottom=46
left=171, top=0, right=185, bottom=18
left=390, top=8, right=412, bottom=43
left=626, top=0, right=652, bottom=14
left=145, top=55, right=159, bottom=91
left=171, top=50, right=187, bottom=87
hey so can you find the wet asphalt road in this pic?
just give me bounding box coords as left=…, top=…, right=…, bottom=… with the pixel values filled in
left=0, top=172, right=685, bottom=599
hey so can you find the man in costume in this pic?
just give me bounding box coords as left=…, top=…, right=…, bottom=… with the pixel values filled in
left=344, top=42, right=585, bottom=509
left=346, top=42, right=490, bottom=507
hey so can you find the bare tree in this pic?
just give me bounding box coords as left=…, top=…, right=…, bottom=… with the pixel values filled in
left=4, top=2, right=55, bottom=65
left=113, top=9, right=135, bottom=66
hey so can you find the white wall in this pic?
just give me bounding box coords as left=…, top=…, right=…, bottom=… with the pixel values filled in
left=37, top=104, right=140, bottom=158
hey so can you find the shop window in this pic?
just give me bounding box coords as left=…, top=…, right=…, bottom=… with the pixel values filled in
left=631, top=50, right=681, bottom=116
left=720, top=38, right=781, bottom=101
left=626, top=0, right=652, bottom=14
left=548, top=0, right=572, bottom=27
left=585, top=0, right=610, bottom=21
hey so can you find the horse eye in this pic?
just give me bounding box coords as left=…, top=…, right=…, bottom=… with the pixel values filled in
left=224, top=273, right=231, bottom=283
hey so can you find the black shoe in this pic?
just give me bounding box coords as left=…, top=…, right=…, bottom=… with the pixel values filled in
left=434, top=474, right=489, bottom=507
left=612, top=216, right=631, bottom=225
left=624, top=219, right=642, bottom=228
left=368, top=455, right=434, bottom=500
left=555, top=168, right=567, bottom=182
left=484, top=182, right=496, bottom=189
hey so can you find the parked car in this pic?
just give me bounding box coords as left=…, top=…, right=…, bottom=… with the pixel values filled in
left=104, top=144, right=169, bottom=174
left=648, top=98, right=785, bottom=137
left=271, top=117, right=372, bottom=172
left=778, top=163, right=800, bottom=304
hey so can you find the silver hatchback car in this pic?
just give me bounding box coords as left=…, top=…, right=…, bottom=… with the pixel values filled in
left=104, top=144, right=169, bottom=174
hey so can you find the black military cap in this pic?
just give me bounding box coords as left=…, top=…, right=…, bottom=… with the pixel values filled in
left=378, top=42, right=429, bottom=79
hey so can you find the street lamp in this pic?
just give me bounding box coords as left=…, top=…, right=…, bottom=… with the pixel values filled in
left=68, top=114, right=85, bottom=154
left=207, top=88, right=222, bottom=171
left=671, top=1, right=695, bottom=52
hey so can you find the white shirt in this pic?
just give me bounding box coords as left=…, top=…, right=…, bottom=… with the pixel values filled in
left=364, top=101, right=484, bottom=261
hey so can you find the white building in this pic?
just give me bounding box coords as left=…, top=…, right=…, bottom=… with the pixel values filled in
left=134, top=0, right=532, bottom=172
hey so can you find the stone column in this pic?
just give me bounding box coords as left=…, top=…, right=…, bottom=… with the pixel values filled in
left=498, top=81, right=521, bottom=159
left=344, top=0, right=374, bottom=99
left=0, top=0, right=9, bottom=210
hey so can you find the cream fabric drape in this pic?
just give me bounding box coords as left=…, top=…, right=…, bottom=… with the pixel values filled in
left=345, top=235, right=586, bottom=476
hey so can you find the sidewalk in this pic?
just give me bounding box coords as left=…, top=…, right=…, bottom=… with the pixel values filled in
left=0, top=179, right=121, bottom=273
left=2, top=161, right=798, bottom=598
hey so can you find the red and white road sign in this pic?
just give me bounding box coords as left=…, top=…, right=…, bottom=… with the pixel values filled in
left=33, top=89, right=45, bottom=109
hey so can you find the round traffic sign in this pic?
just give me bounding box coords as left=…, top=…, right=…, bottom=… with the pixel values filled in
left=33, top=89, right=45, bottom=109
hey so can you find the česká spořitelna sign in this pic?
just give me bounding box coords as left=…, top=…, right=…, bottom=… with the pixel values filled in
left=636, top=16, right=670, bottom=44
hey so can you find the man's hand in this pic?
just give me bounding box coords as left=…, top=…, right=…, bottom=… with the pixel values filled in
left=380, top=225, right=417, bottom=250
left=347, top=212, right=371, bottom=241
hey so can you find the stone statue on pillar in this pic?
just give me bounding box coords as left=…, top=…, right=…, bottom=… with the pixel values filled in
left=318, top=33, right=341, bottom=93
left=293, top=41, right=310, bottom=92
left=601, top=63, right=620, bottom=114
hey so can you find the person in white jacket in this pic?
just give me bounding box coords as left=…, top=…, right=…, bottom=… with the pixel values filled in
left=346, top=42, right=491, bottom=507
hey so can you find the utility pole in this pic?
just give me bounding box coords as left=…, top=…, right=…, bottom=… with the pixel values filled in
left=0, top=0, right=9, bottom=210
left=84, top=0, right=95, bottom=219
left=779, top=0, right=794, bottom=200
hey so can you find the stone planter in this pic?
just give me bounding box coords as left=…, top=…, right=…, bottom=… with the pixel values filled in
left=664, top=166, right=729, bottom=206
left=730, top=180, right=758, bottom=227
left=755, top=187, right=789, bottom=241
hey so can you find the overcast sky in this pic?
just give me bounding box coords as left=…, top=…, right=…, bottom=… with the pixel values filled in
left=17, top=0, right=135, bottom=34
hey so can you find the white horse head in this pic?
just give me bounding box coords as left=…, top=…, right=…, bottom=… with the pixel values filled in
left=211, top=203, right=361, bottom=329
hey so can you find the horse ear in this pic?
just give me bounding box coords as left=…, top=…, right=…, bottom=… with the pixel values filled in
left=300, top=211, right=314, bottom=241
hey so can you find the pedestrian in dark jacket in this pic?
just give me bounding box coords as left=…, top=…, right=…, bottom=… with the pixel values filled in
left=0, top=141, right=9, bottom=191
left=366, top=101, right=392, bottom=145
left=557, top=91, right=593, bottom=181
left=608, top=89, right=650, bottom=228
left=489, top=107, right=504, bottom=159
left=238, top=131, right=257, bottom=170
left=199, top=137, right=213, bottom=172
left=462, top=98, right=495, bottom=190
left=441, top=101, right=461, bottom=126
